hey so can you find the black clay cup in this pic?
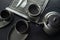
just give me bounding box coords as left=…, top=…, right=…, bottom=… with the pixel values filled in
left=28, top=4, right=41, bottom=17
left=0, top=10, right=11, bottom=21
left=43, top=11, right=60, bottom=35
left=15, top=20, right=29, bottom=34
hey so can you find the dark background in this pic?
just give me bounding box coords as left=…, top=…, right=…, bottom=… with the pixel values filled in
left=0, top=0, right=60, bottom=40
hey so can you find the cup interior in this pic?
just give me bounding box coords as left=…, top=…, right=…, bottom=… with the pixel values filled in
left=16, top=20, right=28, bottom=33
left=0, top=10, right=10, bottom=18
